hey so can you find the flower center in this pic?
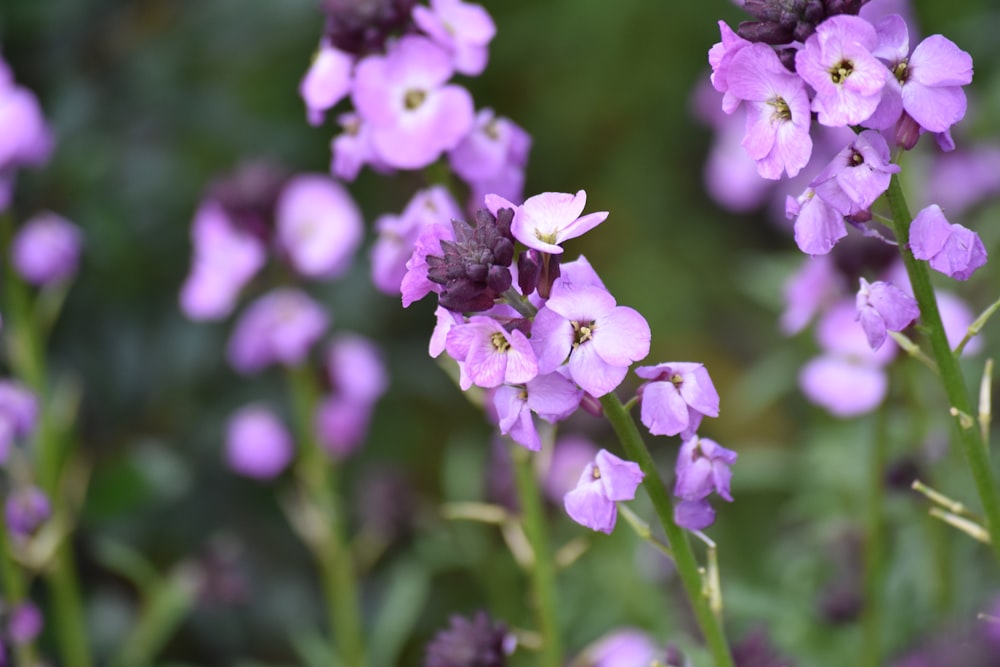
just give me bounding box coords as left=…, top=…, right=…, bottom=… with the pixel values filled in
left=534, top=228, right=558, bottom=245
left=490, top=331, right=511, bottom=352
left=670, top=373, right=684, bottom=386
left=404, top=88, right=427, bottom=110
left=849, top=148, right=865, bottom=167
left=592, top=465, right=602, bottom=480
left=767, top=96, right=792, bottom=122
left=828, top=59, right=854, bottom=85
left=893, top=60, right=909, bottom=85
left=571, top=320, right=596, bottom=347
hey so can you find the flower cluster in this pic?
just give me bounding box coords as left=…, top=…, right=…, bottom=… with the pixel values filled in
left=0, top=55, right=53, bottom=212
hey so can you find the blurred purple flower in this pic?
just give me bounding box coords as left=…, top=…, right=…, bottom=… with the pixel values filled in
left=11, top=212, right=82, bottom=286
left=352, top=35, right=474, bottom=169
left=330, top=112, right=391, bottom=181
left=928, top=145, right=1000, bottom=216
left=7, top=601, right=42, bottom=645
left=424, top=610, right=514, bottom=667
left=564, top=449, right=644, bottom=534
left=0, top=381, right=38, bottom=464
left=5, top=486, right=50, bottom=542
left=276, top=174, right=363, bottom=280
left=225, top=405, right=294, bottom=480
left=315, top=395, right=374, bottom=459
left=542, top=435, right=599, bottom=504
left=449, top=109, right=530, bottom=206
left=636, top=362, right=720, bottom=439
left=780, top=255, right=840, bottom=334
left=0, top=57, right=54, bottom=209
left=491, top=371, right=582, bottom=451
left=582, top=628, right=661, bottom=667
left=300, top=41, right=354, bottom=126
left=413, top=0, right=496, bottom=76
left=909, top=204, right=987, bottom=281
left=326, top=334, right=388, bottom=405
left=227, top=288, right=330, bottom=374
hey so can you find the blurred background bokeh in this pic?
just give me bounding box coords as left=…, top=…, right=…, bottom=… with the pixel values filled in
left=5, top=0, right=1000, bottom=664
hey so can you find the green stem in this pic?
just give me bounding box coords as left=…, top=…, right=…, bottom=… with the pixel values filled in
left=599, top=394, right=734, bottom=667
left=510, top=446, right=562, bottom=667
left=47, top=543, right=91, bottom=667
left=861, top=406, right=888, bottom=666
left=286, top=366, right=366, bottom=667
left=885, top=174, right=1000, bottom=565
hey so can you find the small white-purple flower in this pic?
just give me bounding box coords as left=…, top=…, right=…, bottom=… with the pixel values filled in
left=486, top=190, right=608, bottom=255
left=412, top=0, right=496, bottom=76
left=811, top=130, right=900, bottom=216
left=674, top=436, right=737, bottom=503
left=299, top=41, right=354, bottom=126
left=564, top=449, right=644, bottom=535
left=787, top=187, right=847, bottom=256
left=909, top=204, right=987, bottom=281
left=855, top=277, right=919, bottom=351
left=491, top=371, right=582, bottom=451
left=635, top=362, right=720, bottom=440
left=225, top=405, right=294, bottom=480
left=445, top=316, right=538, bottom=390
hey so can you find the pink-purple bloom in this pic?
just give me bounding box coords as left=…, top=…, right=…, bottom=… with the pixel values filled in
left=673, top=436, right=736, bottom=531
left=7, top=601, right=42, bottom=645
left=787, top=187, right=847, bottom=256
left=275, top=174, right=363, bottom=280
left=564, top=449, right=644, bottom=534
left=351, top=35, right=475, bottom=169
left=635, top=362, right=720, bottom=439
left=531, top=282, right=651, bottom=397
left=909, top=204, right=987, bottom=281
left=491, top=371, right=582, bottom=451
left=449, top=109, right=530, bottom=206
left=795, top=15, right=888, bottom=127
left=446, top=316, right=537, bottom=390
left=0, top=57, right=54, bottom=210
left=855, top=277, right=919, bottom=350
left=726, top=43, right=813, bottom=179
left=811, top=130, right=899, bottom=216
left=412, top=0, right=496, bottom=76
left=0, top=380, right=38, bottom=464
left=486, top=190, right=608, bottom=255
left=225, top=405, right=294, bottom=479
left=300, top=41, right=354, bottom=126
left=11, top=212, right=83, bottom=286
left=226, top=288, right=330, bottom=374
left=4, top=486, right=50, bottom=542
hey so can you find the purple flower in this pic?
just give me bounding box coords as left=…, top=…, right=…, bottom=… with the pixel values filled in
left=11, top=212, right=83, bottom=286
left=531, top=282, right=651, bottom=397
left=449, top=109, right=531, bottom=207
left=330, top=112, right=390, bottom=181
left=635, top=362, right=720, bottom=439
left=542, top=435, right=599, bottom=504
left=486, top=190, right=608, bottom=256
left=275, top=174, right=363, bottom=280
left=674, top=436, right=737, bottom=503
left=372, top=185, right=461, bottom=296
left=564, top=449, right=644, bottom=534
left=0, top=59, right=54, bottom=207
left=708, top=21, right=753, bottom=114
left=855, top=277, right=919, bottom=350
left=811, top=130, right=900, bottom=215
left=795, top=15, right=888, bottom=127
left=787, top=187, right=847, bottom=256
left=352, top=35, right=474, bottom=169
left=582, top=628, right=660, bottom=667
left=491, top=371, right=582, bottom=451
left=412, top=0, right=496, bottom=76
left=0, top=380, right=37, bottom=464
left=224, top=405, right=294, bottom=480
left=674, top=499, right=716, bottom=531
left=780, top=255, right=839, bottom=334
left=4, top=486, right=50, bottom=542
left=446, top=316, right=538, bottom=390
left=315, top=395, right=375, bottom=459
left=180, top=200, right=266, bottom=321
left=867, top=15, right=973, bottom=134
left=7, top=601, right=42, bottom=645
left=326, top=334, right=388, bottom=405
left=726, top=43, right=813, bottom=179
left=299, top=41, right=354, bottom=126
left=226, top=288, right=330, bottom=374
left=909, top=204, right=987, bottom=281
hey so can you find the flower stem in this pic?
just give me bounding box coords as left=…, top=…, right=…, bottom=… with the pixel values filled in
left=598, top=393, right=734, bottom=667
left=286, top=365, right=366, bottom=666
left=510, top=445, right=563, bottom=667
left=861, top=406, right=888, bottom=666
left=885, top=173, right=1000, bottom=565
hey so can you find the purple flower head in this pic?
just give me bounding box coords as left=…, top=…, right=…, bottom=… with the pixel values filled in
left=542, top=435, right=599, bottom=504
left=491, top=371, right=582, bottom=451
left=180, top=200, right=267, bottom=321
left=726, top=43, right=813, bottom=179
left=224, top=405, right=294, bottom=480
left=0, top=60, right=54, bottom=197
left=928, top=145, right=1000, bottom=217
left=425, top=207, right=515, bottom=312
left=564, top=449, right=644, bottom=534
left=373, top=185, right=461, bottom=295
left=326, top=334, right=388, bottom=405
left=531, top=282, right=651, bottom=397
left=11, top=212, right=83, bottom=286
left=635, top=362, right=720, bottom=440
left=582, top=628, right=660, bottom=667
left=855, top=277, right=918, bottom=350
left=795, top=15, right=888, bottom=127
left=909, top=204, right=987, bottom=281
left=276, top=174, right=363, bottom=280
left=674, top=499, right=717, bottom=531
left=315, top=395, right=375, bottom=459
left=486, top=190, right=608, bottom=256
left=0, top=380, right=38, bottom=463
left=4, top=486, right=50, bottom=542
left=424, top=610, right=514, bottom=667
left=449, top=109, right=531, bottom=202
left=7, top=601, right=42, bottom=645
left=674, top=436, right=737, bottom=503
left=352, top=35, right=475, bottom=169
left=780, top=255, right=840, bottom=334
left=866, top=15, right=973, bottom=135
left=412, top=0, right=496, bottom=76
left=787, top=187, right=847, bottom=255
left=812, top=130, right=899, bottom=215
left=300, top=41, right=354, bottom=126
left=738, top=0, right=873, bottom=45
left=708, top=21, right=753, bottom=114
left=320, top=0, right=417, bottom=55
left=226, top=288, right=330, bottom=374
left=446, top=315, right=538, bottom=390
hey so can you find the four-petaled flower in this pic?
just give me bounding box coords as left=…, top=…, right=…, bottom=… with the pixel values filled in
left=909, top=204, right=987, bottom=281
left=445, top=316, right=538, bottom=390
left=564, top=449, right=644, bottom=534
left=635, top=362, right=720, bottom=440
left=855, top=277, right=919, bottom=351
left=486, top=190, right=608, bottom=255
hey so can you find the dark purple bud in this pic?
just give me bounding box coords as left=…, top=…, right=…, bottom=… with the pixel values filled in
left=732, top=627, right=796, bottom=667
left=537, top=253, right=561, bottom=300
left=895, top=113, right=921, bottom=151
left=665, top=644, right=686, bottom=667
left=579, top=392, right=603, bottom=418
left=424, top=610, right=513, bottom=667
left=818, top=587, right=863, bottom=625
left=486, top=265, right=512, bottom=294
left=209, top=161, right=288, bottom=242
left=517, top=251, right=539, bottom=297
left=737, top=20, right=795, bottom=45
left=321, top=0, right=417, bottom=55
left=884, top=456, right=924, bottom=493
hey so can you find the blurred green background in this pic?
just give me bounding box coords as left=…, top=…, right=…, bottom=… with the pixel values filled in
left=4, top=0, right=1000, bottom=664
